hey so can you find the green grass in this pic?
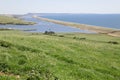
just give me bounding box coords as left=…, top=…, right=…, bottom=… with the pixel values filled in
left=0, top=31, right=120, bottom=80
left=0, top=16, right=35, bottom=25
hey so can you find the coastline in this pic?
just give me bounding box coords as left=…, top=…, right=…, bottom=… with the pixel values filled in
left=33, top=16, right=120, bottom=37
left=0, top=15, right=35, bottom=25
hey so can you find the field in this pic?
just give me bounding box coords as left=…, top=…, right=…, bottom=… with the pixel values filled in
left=0, top=30, right=120, bottom=80
left=0, top=15, right=35, bottom=25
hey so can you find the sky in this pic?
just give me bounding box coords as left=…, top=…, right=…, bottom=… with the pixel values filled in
left=0, top=0, right=120, bottom=14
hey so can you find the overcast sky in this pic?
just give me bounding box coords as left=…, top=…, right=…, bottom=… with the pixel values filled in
left=0, top=0, right=120, bottom=14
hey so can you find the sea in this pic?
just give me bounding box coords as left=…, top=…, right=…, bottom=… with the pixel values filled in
left=0, top=13, right=120, bottom=33
left=39, top=13, right=120, bottom=29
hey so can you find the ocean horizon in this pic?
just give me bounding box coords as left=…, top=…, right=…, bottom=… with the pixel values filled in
left=36, top=13, right=120, bottom=29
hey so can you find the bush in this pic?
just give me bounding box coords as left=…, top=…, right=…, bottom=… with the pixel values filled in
left=108, top=41, right=119, bottom=44
left=73, top=37, right=86, bottom=40
left=79, top=38, right=86, bottom=40
left=58, top=35, right=64, bottom=37
left=44, top=31, right=55, bottom=35
left=0, top=40, right=12, bottom=48
left=0, top=62, right=10, bottom=72
left=73, top=36, right=77, bottom=39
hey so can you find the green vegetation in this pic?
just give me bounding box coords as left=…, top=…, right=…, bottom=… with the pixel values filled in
left=0, top=30, right=120, bottom=80
left=0, top=15, right=35, bottom=25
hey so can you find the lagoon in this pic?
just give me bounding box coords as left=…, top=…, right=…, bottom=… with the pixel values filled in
left=0, top=15, right=94, bottom=33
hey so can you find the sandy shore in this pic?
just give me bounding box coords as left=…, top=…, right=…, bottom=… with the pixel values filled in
left=33, top=16, right=120, bottom=37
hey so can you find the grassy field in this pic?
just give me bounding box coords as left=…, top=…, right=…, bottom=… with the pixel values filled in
left=0, top=15, right=35, bottom=25
left=0, top=30, right=120, bottom=80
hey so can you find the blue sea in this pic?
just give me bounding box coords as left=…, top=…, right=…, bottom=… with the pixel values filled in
left=0, top=13, right=120, bottom=33
left=39, top=13, right=120, bottom=29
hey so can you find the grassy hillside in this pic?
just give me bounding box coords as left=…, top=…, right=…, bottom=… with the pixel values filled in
left=0, top=15, right=35, bottom=25
left=0, top=30, right=120, bottom=80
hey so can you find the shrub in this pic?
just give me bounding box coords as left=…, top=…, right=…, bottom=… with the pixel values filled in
left=79, top=38, right=86, bottom=40
left=73, top=36, right=77, bottom=39
left=0, top=62, right=10, bottom=72
left=0, top=40, right=12, bottom=48
left=58, top=35, right=64, bottom=37
left=44, top=31, right=55, bottom=35
left=73, top=37, right=86, bottom=40
left=108, top=41, right=119, bottom=44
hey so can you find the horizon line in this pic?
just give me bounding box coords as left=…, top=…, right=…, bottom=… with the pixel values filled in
left=1, top=12, right=120, bottom=15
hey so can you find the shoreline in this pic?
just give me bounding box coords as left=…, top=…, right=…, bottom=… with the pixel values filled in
left=0, top=15, right=36, bottom=25
left=33, top=16, right=120, bottom=37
